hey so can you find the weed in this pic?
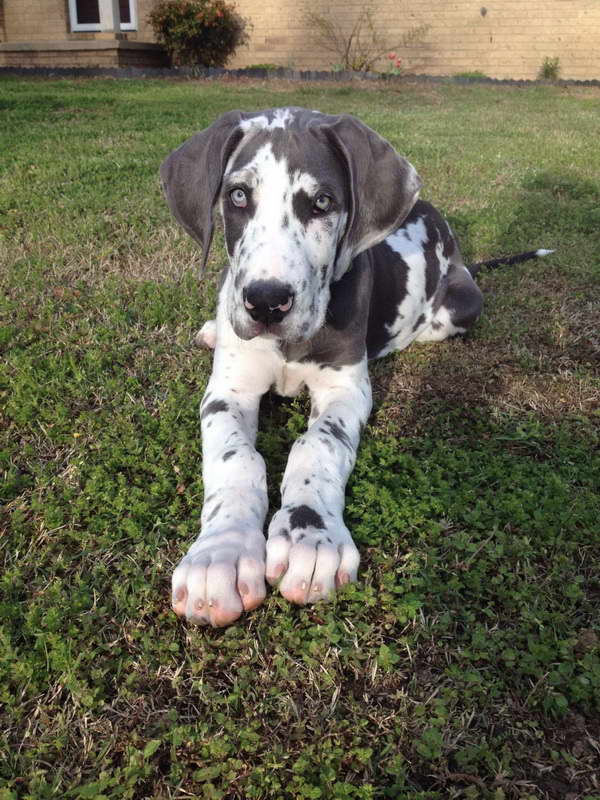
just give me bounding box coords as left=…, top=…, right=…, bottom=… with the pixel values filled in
left=538, top=57, right=561, bottom=81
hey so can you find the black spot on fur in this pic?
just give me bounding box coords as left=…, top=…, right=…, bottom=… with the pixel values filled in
left=412, top=313, right=426, bottom=332
left=234, top=267, right=247, bottom=290
left=279, top=528, right=290, bottom=540
left=322, top=419, right=353, bottom=451
left=207, top=502, right=222, bottom=522
left=320, top=263, right=328, bottom=287
left=222, top=450, right=236, bottom=461
left=201, top=399, right=229, bottom=419
left=289, top=505, right=325, bottom=530
left=423, top=215, right=442, bottom=300
left=292, top=189, right=314, bottom=227
left=304, top=478, right=311, bottom=485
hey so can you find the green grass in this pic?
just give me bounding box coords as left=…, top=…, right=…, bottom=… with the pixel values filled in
left=1, top=76, right=599, bottom=799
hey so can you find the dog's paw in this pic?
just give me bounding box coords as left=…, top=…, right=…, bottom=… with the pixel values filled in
left=193, top=320, right=217, bottom=349
left=265, top=508, right=360, bottom=604
left=171, top=530, right=266, bottom=626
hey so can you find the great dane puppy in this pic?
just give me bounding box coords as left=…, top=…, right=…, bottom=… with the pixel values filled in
left=161, top=107, right=550, bottom=627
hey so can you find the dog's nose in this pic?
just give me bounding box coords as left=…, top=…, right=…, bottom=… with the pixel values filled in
left=243, top=280, right=294, bottom=324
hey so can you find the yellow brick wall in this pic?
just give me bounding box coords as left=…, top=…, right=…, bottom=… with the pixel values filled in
left=2, top=0, right=599, bottom=79
left=2, top=0, right=157, bottom=41
left=227, top=0, right=600, bottom=80
left=5, top=0, right=69, bottom=41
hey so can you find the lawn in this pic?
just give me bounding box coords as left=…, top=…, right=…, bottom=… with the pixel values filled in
left=0, top=76, right=599, bottom=799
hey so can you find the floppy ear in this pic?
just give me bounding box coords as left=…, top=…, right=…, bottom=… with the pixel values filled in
left=160, top=110, right=248, bottom=274
left=322, top=114, right=422, bottom=279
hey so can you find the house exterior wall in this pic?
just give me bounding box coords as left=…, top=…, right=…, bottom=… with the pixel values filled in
left=0, top=0, right=164, bottom=65
left=227, top=0, right=600, bottom=80
left=3, top=0, right=70, bottom=42
left=0, top=0, right=157, bottom=42
left=1, top=0, right=599, bottom=79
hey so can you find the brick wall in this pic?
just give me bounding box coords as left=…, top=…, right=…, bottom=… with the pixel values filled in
left=227, top=0, right=600, bottom=80
left=2, top=0, right=156, bottom=42
left=2, top=0, right=599, bottom=79
left=4, top=0, right=69, bottom=42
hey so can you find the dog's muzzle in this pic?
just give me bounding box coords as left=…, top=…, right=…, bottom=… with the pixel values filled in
left=242, top=280, right=295, bottom=325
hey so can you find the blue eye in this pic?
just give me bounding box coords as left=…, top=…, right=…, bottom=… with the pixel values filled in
left=313, top=194, right=332, bottom=213
left=230, top=188, right=247, bottom=208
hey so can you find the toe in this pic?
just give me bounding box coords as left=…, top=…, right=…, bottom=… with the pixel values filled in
left=183, top=562, right=210, bottom=624
left=308, top=543, right=339, bottom=602
left=266, top=532, right=291, bottom=586
left=335, top=541, right=360, bottom=588
left=172, top=560, right=192, bottom=617
left=172, top=585, right=188, bottom=617
left=206, top=561, right=244, bottom=627
left=237, top=556, right=267, bottom=611
left=194, top=320, right=217, bottom=349
left=279, top=541, right=317, bottom=605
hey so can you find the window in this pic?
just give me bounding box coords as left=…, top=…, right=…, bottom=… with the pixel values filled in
left=68, top=0, right=137, bottom=32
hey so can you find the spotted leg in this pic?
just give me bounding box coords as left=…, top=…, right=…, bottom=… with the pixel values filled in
left=171, top=344, right=275, bottom=627
left=266, top=360, right=372, bottom=604
left=416, top=263, right=483, bottom=342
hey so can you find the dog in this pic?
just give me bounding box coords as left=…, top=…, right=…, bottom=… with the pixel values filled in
left=161, top=107, right=552, bottom=627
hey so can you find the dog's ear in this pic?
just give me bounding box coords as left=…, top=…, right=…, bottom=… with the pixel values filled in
left=160, top=111, right=248, bottom=274
left=322, top=114, right=422, bottom=279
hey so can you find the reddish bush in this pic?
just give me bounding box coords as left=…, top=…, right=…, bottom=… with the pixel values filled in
left=148, top=0, right=249, bottom=67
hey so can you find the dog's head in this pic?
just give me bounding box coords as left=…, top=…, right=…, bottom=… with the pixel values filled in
left=161, top=107, right=421, bottom=343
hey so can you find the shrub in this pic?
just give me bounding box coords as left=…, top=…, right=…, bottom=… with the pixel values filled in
left=538, top=56, right=561, bottom=81
left=148, top=0, right=250, bottom=68
left=246, top=63, right=280, bottom=71
left=454, top=70, right=489, bottom=80
left=303, top=3, right=429, bottom=73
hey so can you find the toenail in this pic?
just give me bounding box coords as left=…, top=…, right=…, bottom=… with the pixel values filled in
left=173, top=588, right=186, bottom=603
left=208, top=599, right=216, bottom=608
left=300, top=581, right=307, bottom=591
left=238, top=581, right=249, bottom=596
left=312, top=583, right=321, bottom=593
left=195, top=598, right=204, bottom=609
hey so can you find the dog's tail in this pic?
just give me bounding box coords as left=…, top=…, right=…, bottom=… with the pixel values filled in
left=468, top=248, right=554, bottom=278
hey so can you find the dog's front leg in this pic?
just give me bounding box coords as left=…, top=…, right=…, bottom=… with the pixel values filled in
left=266, top=361, right=372, bottom=604
left=171, top=348, right=274, bottom=627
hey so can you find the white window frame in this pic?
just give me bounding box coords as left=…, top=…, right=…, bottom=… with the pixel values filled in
left=68, top=0, right=137, bottom=32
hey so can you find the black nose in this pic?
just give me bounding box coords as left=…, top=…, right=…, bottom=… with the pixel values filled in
left=243, top=280, right=294, bottom=324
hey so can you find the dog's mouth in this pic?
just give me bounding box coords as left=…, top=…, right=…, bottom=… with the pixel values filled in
left=236, top=319, right=297, bottom=341
left=232, top=313, right=316, bottom=344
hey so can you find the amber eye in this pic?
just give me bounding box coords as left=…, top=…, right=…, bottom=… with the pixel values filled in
left=230, top=188, right=247, bottom=208
left=313, top=194, right=332, bottom=213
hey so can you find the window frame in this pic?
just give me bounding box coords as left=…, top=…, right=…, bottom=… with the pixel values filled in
left=68, top=0, right=137, bottom=32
